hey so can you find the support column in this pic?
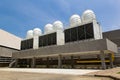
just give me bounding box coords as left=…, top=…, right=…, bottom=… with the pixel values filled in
left=78, top=56, right=80, bottom=60
left=58, top=55, right=62, bottom=68
left=46, top=57, right=49, bottom=68
left=100, top=51, right=106, bottom=70
left=78, top=56, right=81, bottom=69
left=27, top=59, right=30, bottom=68
left=109, top=53, right=114, bottom=68
left=28, top=59, right=31, bottom=68
left=14, top=59, right=18, bottom=68
left=31, top=57, right=36, bottom=68
left=71, top=56, right=74, bottom=68
left=63, top=57, right=65, bottom=68
left=97, top=54, right=100, bottom=60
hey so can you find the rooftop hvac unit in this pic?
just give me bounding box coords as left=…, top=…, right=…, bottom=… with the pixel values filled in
left=33, top=28, right=42, bottom=36
left=82, top=10, right=96, bottom=22
left=70, top=14, right=82, bottom=27
left=26, top=30, right=33, bottom=39
left=44, top=24, right=54, bottom=34
left=53, top=21, right=64, bottom=31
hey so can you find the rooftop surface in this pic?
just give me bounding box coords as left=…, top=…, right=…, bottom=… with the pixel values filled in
left=0, top=68, right=114, bottom=80
left=86, top=67, right=120, bottom=79
left=0, top=68, right=100, bottom=75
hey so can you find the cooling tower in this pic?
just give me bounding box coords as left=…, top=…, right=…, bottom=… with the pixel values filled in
left=70, top=14, right=82, bottom=27
left=26, top=30, right=33, bottom=39
left=33, top=28, right=42, bottom=36
left=44, top=24, right=54, bottom=34
left=82, top=10, right=96, bottom=22
left=53, top=21, right=64, bottom=31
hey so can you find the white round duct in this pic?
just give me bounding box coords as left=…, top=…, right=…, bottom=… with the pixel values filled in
left=44, top=24, right=54, bottom=34
left=70, top=14, right=82, bottom=27
left=33, top=28, right=42, bottom=36
left=82, top=10, right=96, bottom=22
left=26, top=30, right=33, bottom=39
left=53, top=21, right=64, bottom=31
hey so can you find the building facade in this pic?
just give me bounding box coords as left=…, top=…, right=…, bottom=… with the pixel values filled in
left=0, top=29, right=21, bottom=66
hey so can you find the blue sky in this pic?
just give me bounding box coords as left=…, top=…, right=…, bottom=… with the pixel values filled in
left=0, top=0, right=120, bottom=38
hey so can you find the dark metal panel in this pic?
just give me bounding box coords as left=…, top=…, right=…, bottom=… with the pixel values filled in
left=85, top=23, right=94, bottom=39
left=39, top=32, right=57, bottom=47
left=21, top=38, right=33, bottom=50
left=65, top=22, right=94, bottom=43
left=78, top=25, right=85, bottom=40
left=71, top=27, right=78, bottom=42
left=65, top=29, right=71, bottom=42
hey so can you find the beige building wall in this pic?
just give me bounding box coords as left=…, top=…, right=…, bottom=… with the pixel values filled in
left=0, top=29, right=22, bottom=50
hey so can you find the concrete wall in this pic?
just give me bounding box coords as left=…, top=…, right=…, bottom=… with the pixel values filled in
left=0, top=46, right=19, bottom=57
left=0, top=29, right=22, bottom=50
left=106, top=39, right=118, bottom=53
left=103, top=29, right=120, bottom=47
left=12, top=39, right=117, bottom=58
